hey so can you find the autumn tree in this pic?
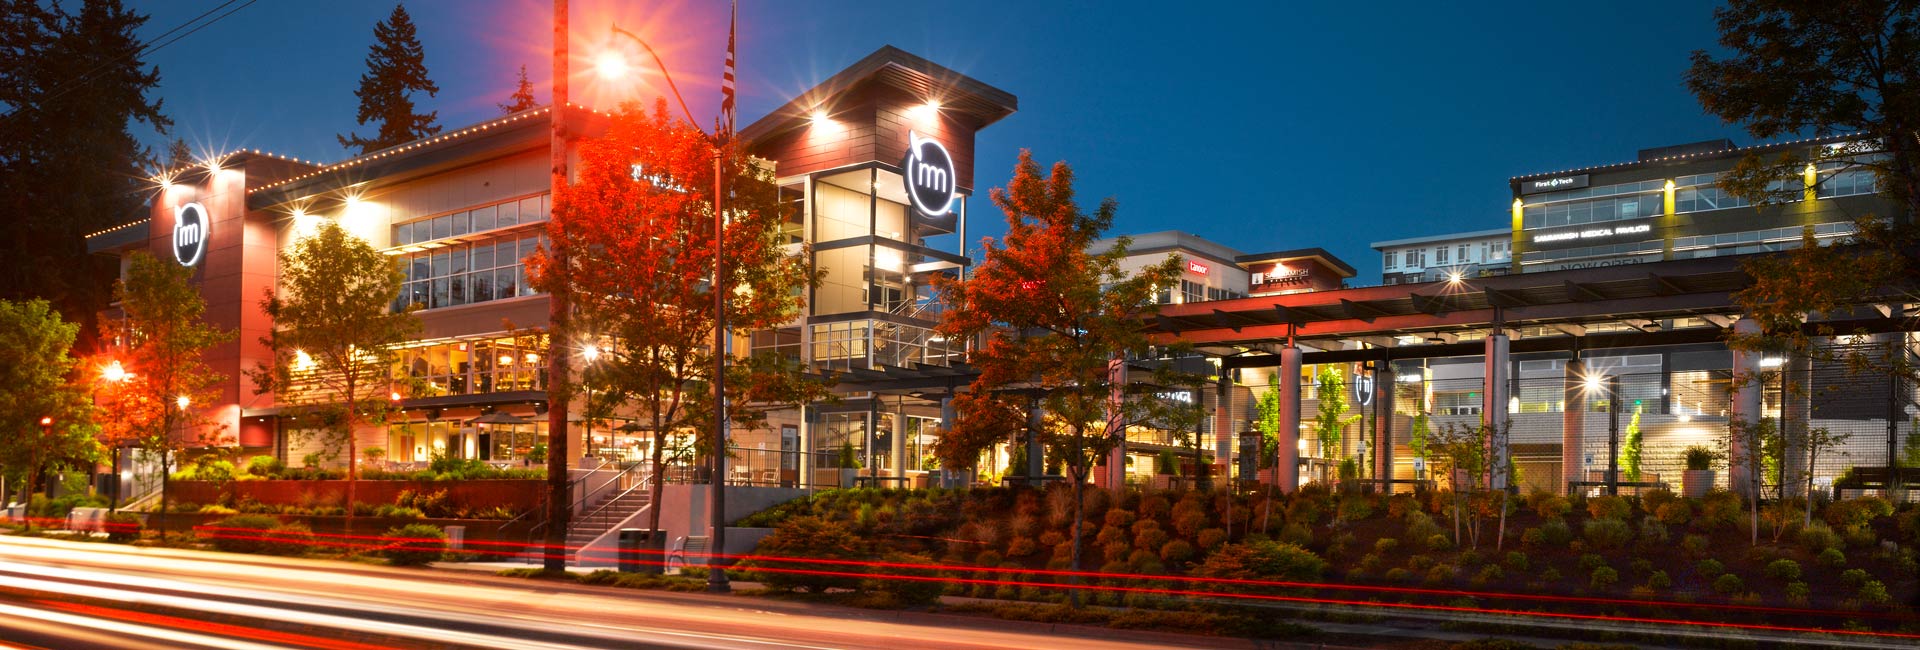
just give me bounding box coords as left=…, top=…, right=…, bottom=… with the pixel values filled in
left=96, top=252, right=232, bottom=519
left=0, top=0, right=169, bottom=330
left=0, top=298, right=96, bottom=506
left=338, top=3, right=441, bottom=155
left=935, top=150, right=1180, bottom=604
left=250, top=221, right=418, bottom=522
left=529, top=100, right=818, bottom=539
left=498, top=64, right=539, bottom=115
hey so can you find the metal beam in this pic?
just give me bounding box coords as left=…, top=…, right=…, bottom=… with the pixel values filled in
left=1564, top=280, right=1605, bottom=302
left=1649, top=272, right=1686, bottom=296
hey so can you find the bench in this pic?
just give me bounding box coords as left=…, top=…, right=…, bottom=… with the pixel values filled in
left=667, top=535, right=710, bottom=570
left=66, top=507, right=108, bottom=533
left=1831, top=466, right=1920, bottom=499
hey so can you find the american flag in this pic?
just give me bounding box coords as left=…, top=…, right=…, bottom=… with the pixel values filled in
left=720, top=1, right=736, bottom=138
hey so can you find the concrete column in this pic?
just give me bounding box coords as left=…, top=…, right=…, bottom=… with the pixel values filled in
left=798, top=406, right=813, bottom=488
left=1484, top=332, right=1512, bottom=490
left=939, top=395, right=956, bottom=485
left=1781, top=353, right=1812, bottom=499
left=1276, top=347, right=1303, bottom=492
left=1729, top=318, right=1763, bottom=498
left=1374, top=363, right=1394, bottom=490
left=1562, top=355, right=1587, bottom=495
left=1025, top=398, right=1044, bottom=478
left=890, top=403, right=908, bottom=480
left=1214, top=370, right=1234, bottom=481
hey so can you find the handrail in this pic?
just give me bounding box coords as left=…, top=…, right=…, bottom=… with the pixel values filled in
left=501, top=456, right=615, bottom=533
left=575, top=462, right=653, bottom=540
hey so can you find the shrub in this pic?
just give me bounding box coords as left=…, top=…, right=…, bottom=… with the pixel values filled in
left=1336, top=496, right=1375, bottom=522
left=1407, top=554, right=1436, bottom=571
left=1197, top=528, right=1228, bottom=550
left=1403, top=511, right=1446, bottom=543
left=1539, top=567, right=1562, bottom=582
left=1683, top=445, right=1717, bottom=471
left=749, top=515, right=870, bottom=593
left=1527, top=491, right=1571, bottom=519
left=197, top=504, right=238, bottom=515
left=1373, top=537, right=1400, bottom=554
left=246, top=455, right=283, bottom=477
left=1474, top=564, right=1504, bottom=584
left=1590, top=566, right=1619, bottom=589
left=105, top=512, right=142, bottom=543
left=1038, top=531, right=1066, bottom=548
left=1711, top=573, right=1743, bottom=594
left=1103, top=508, right=1136, bottom=529
left=1655, top=501, right=1692, bottom=526
left=1387, top=494, right=1417, bottom=519
left=1680, top=534, right=1711, bottom=557
left=1816, top=547, right=1847, bottom=569
left=1527, top=519, right=1573, bottom=547
left=1840, top=568, right=1871, bottom=588
left=1425, top=564, right=1455, bottom=584
left=1133, top=527, right=1169, bottom=552
left=1006, top=536, right=1038, bottom=557
left=380, top=523, right=446, bottom=566
left=1636, top=516, right=1669, bottom=545
left=1190, top=540, right=1326, bottom=583
left=1646, top=570, right=1672, bottom=590
left=1586, top=495, right=1631, bottom=521
left=1160, top=539, right=1195, bottom=565
left=1384, top=568, right=1412, bottom=583
left=1858, top=580, right=1891, bottom=605
left=1577, top=553, right=1608, bottom=571
left=861, top=552, right=944, bottom=607
left=1695, top=559, right=1725, bottom=577
left=1425, top=533, right=1453, bottom=551
left=1278, top=522, right=1313, bottom=547
left=268, top=522, right=317, bottom=556
left=1797, top=522, right=1842, bottom=553
left=1785, top=581, right=1810, bottom=604
left=1698, top=491, right=1743, bottom=529
left=1285, top=498, right=1323, bottom=526
left=1502, top=551, right=1528, bottom=572
left=204, top=515, right=289, bottom=554
left=1582, top=519, right=1632, bottom=550
left=1764, top=559, right=1801, bottom=582
left=1628, top=558, right=1653, bottom=575
left=1640, top=488, right=1677, bottom=513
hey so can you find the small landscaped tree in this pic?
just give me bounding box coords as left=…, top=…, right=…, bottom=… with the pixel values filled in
left=1619, top=404, right=1644, bottom=482
left=528, top=100, right=816, bottom=538
left=935, top=150, right=1180, bottom=606
left=1312, top=365, right=1358, bottom=465
left=0, top=299, right=96, bottom=506
left=1725, top=416, right=1780, bottom=546
left=250, top=221, right=419, bottom=524
left=97, top=252, right=232, bottom=520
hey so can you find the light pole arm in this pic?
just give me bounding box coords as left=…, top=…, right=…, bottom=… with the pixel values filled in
left=610, top=24, right=706, bottom=138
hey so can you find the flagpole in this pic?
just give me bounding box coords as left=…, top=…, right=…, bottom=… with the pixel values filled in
left=707, top=0, right=737, bottom=594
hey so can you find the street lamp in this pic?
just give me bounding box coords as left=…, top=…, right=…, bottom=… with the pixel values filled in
left=582, top=343, right=601, bottom=459
left=602, top=22, right=733, bottom=594
left=98, top=359, right=132, bottom=512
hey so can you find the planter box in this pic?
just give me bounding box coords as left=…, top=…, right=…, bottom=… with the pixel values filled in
left=1682, top=470, right=1716, bottom=498
left=169, top=479, right=544, bottom=515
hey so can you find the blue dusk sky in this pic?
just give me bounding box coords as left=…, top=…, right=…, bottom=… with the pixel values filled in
left=135, top=0, right=1741, bottom=274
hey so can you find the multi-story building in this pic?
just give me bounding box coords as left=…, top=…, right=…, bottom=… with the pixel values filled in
left=86, top=47, right=1015, bottom=491
left=1095, top=231, right=1355, bottom=304
left=1509, top=137, right=1888, bottom=273
left=1371, top=228, right=1510, bottom=285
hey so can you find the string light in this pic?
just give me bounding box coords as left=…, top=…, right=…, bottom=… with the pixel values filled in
left=1511, top=133, right=1860, bottom=182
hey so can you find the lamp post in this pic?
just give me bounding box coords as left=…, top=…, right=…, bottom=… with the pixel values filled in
left=99, top=360, right=131, bottom=512
left=602, top=24, right=732, bottom=594
left=583, top=344, right=600, bottom=459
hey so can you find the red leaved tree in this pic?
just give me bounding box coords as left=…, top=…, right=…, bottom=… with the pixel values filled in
left=528, top=100, right=818, bottom=538
left=935, top=150, right=1179, bottom=605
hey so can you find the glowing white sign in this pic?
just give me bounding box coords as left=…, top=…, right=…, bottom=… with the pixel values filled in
left=173, top=202, right=209, bottom=268
left=902, top=131, right=957, bottom=217
left=1531, top=223, right=1650, bottom=244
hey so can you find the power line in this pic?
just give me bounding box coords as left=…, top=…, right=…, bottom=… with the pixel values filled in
left=7, top=0, right=256, bottom=118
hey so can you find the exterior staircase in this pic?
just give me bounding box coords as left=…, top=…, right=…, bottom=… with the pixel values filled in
left=565, top=483, right=652, bottom=566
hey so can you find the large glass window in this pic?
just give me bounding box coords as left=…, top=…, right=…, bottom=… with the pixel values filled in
left=394, top=232, right=545, bottom=312
left=390, top=194, right=549, bottom=248
left=1816, top=163, right=1880, bottom=199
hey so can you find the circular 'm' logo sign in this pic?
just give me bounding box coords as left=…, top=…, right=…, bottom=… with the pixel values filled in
left=902, top=131, right=956, bottom=217
left=173, top=202, right=209, bottom=267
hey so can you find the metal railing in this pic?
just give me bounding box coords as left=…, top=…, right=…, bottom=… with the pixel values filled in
left=572, top=461, right=653, bottom=540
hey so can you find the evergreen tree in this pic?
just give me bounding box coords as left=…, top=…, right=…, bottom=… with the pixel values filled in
left=338, top=3, right=441, bottom=155
left=165, top=137, right=193, bottom=169
left=0, top=0, right=168, bottom=333
left=498, top=64, right=539, bottom=115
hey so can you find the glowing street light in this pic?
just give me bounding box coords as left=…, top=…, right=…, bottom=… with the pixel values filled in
left=101, top=360, right=130, bottom=383
left=582, top=344, right=601, bottom=362
left=176, top=395, right=191, bottom=410
left=595, top=51, right=631, bottom=81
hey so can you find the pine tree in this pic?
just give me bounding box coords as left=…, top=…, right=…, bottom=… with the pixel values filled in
left=498, top=64, right=539, bottom=115
left=0, top=0, right=168, bottom=332
left=165, top=137, right=193, bottom=168
left=338, top=3, right=441, bottom=155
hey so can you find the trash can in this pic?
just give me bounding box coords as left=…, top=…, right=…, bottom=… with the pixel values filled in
left=444, top=525, right=466, bottom=552
left=618, top=528, right=665, bottom=574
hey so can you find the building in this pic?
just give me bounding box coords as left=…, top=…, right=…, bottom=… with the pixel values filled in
left=1095, top=231, right=1355, bottom=304
left=1372, top=228, right=1510, bottom=285
left=86, top=47, right=1015, bottom=501
left=1509, top=137, right=1887, bottom=273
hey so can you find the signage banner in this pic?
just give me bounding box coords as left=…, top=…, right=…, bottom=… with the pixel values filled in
left=901, top=131, right=957, bottom=218
left=1526, top=219, right=1656, bottom=249
left=1186, top=260, right=1209, bottom=275
left=1539, top=253, right=1663, bottom=272
left=173, top=202, right=209, bottom=268
left=1520, top=173, right=1589, bottom=195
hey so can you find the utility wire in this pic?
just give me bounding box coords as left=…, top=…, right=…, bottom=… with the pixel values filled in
left=7, top=0, right=256, bottom=117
